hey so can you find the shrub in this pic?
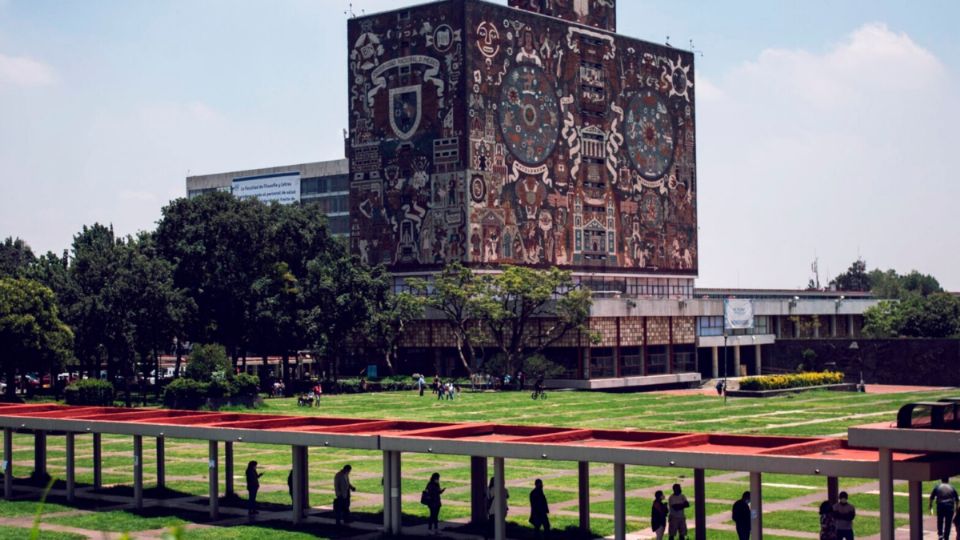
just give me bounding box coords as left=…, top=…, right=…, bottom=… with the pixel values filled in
left=233, top=373, right=260, bottom=398
left=162, top=378, right=208, bottom=409
left=64, top=379, right=115, bottom=406
left=739, top=371, right=845, bottom=391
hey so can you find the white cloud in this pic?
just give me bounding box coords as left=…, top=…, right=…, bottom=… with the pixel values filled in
left=0, top=52, right=57, bottom=87
left=696, top=23, right=960, bottom=289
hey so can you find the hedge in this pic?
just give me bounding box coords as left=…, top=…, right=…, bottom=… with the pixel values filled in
left=162, top=374, right=261, bottom=409
left=739, top=371, right=845, bottom=391
left=64, top=379, right=115, bottom=406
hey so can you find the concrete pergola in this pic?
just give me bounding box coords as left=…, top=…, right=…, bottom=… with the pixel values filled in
left=0, top=402, right=956, bottom=539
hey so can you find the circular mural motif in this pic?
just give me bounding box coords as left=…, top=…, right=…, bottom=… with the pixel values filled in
left=470, top=175, right=486, bottom=203
left=625, top=89, right=676, bottom=181
left=498, top=65, right=560, bottom=166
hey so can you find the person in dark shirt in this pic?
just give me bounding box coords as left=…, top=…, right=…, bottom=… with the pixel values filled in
left=651, top=490, right=669, bottom=539
left=731, top=491, right=752, bottom=540
left=930, top=477, right=959, bottom=540
left=245, top=461, right=263, bottom=516
left=528, top=479, right=550, bottom=538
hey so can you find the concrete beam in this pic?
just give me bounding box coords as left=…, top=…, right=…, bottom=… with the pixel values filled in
left=471, top=456, right=488, bottom=526
left=879, top=448, right=894, bottom=540
left=156, top=436, right=165, bottom=491
left=694, top=468, right=706, bottom=540
left=578, top=461, right=590, bottom=533
left=209, top=440, right=219, bottom=520
left=908, top=480, right=922, bottom=540
left=133, top=435, right=143, bottom=510
left=613, top=463, right=626, bottom=540
left=750, top=471, right=762, bottom=540
left=65, top=433, right=75, bottom=503
left=494, top=457, right=506, bottom=540
left=3, top=428, right=12, bottom=499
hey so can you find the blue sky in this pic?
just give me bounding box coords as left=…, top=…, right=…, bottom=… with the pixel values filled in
left=1, top=0, right=958, bottom=289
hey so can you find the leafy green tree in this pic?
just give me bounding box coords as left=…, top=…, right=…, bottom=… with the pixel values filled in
left=250, top=261, right=303, bottom=385
left=184, top=343, right=231, bottom=382
left=898, top=293, right=960, bottom=338
left=474, top=266, right=592, bottom=376
left=0, top=237, right=36, bottom=278
left=869, top=268, right=942, bottom=300
left=830, top=259, right=871, bottom=292
left=862, top=300, right=901, bottom=338
left=408, top=262, right=484, bottom=375
left=365, top=290, right=424, bottom=375
left=0, top=278, right=73, bottom=398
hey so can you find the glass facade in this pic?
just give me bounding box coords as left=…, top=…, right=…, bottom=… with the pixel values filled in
left=301, top=173, right=350, bottom=237
left=696, top=315, right=772, bottom=337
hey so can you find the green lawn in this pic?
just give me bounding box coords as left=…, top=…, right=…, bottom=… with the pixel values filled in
left=0, top=386, right=954, bottom=539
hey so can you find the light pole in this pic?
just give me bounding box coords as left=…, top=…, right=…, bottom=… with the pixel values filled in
left=722, top=330, right=728, bottom=404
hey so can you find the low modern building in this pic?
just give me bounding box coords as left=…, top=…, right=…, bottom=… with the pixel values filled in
left=185, top=159, right=350, bottom=236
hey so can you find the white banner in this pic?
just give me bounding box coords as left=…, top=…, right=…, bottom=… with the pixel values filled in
left=232, top=172, right=300, bottom=205
left=724, top=299, right=754, bottom=330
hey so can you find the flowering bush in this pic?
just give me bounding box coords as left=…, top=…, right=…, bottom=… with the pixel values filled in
left=739, top=371, right=844, bottom=391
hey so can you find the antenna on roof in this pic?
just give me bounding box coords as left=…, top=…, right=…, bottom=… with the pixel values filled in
left=665, top=35, right=672, bottom=47
left=689, top=39, right=704, bottom=57
left=345, top=2, right=361, bottom=18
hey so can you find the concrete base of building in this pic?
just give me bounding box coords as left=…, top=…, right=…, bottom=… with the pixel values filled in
left=546, top=372, right=701, bottom=390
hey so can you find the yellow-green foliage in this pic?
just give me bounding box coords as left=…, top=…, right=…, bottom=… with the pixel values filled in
left=739, top=371, right=844, bottom=391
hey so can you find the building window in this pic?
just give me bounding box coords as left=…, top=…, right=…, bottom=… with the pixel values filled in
left=697, top=316, right=723, bottom=337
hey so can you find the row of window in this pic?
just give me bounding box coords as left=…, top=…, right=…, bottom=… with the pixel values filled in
left=301, top=174, right=348, bottom=195
left=696, top=316, right=771, bottom=337
left=303, top=194, right=349, bottom=214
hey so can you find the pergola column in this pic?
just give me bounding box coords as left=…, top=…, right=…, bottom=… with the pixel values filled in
left=470, top=457, right=488, bottom=526
left=750, top=472, right=762, bottom=540
left=156, top=436, right=165, bottom=491
left=209, top=440, right=219, bottom=520
left=389, top=451, right=402, bottom=534
left=33, top=431, right=47, bottom=480
left=878, top=448, right=894, bottom=540
left=382, top=451, right=392, bottom=533
left=613, top=463, right=626, bottom=540
left=493, top=457, right=506, bottom=540
left=3, top=428, right=12, bottom=498
left=224, top=441, right=234, bottom=498
left=908, top=480, right=923, bottom=540
left=133, top=435, right=143, bottom=510
left=291, top=445, right=305, bottom=524
left=694, top=468, right=706, bottom=540
left=710, top=347, right=719, bottom=379
left=65, top=433, right=75, bottom=502
left=578, top=461, right=590, bottom=533
left=92, top=433, right=102, bottom=490
left=827, top=476, right=838, bottom=503
left=733, top=345, right=741, bottom=377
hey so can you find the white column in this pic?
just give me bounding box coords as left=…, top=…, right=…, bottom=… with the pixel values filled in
left=613, top=463, right=626, bottom=540
left=710, top=347, right=719, bottom=379
left=878, top=448, right=894, bottom=540
left=754, top=344, right=762, bottom=376
left=65, top=433, right=75, bottom=502
left=750, top=472, right=762, bottom=540
left=848, top=314, right=855, bottom=337
left=733, top=345, right=742, bottom=377
left=908, top=480, right=923, bottom=540
left=831, top=315, right=838, bottom=337
left=494, top=457, right=506, bottom=540
left=382, top=451, right=392, bottom=532
left=133, top=435, right=143, bottom=510
left=209, top=441, right=219, bottom=520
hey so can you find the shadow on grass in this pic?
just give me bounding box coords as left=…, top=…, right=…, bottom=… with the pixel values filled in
left=447, top=521, right=602, bottom=539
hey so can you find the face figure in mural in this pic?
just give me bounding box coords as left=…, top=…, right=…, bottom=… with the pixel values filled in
left=476, top=21, right=500, bottom=59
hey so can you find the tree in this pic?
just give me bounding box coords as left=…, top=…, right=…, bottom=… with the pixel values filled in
left=862, top=301, right=901, bottom=338
left=830, top=259, right=871, bottom=292
left=365, top=290, right=424, bottom=375
left=474, top=266, right=592, bottom=376
left=869, top=268, right=942, bottom=300
left=184, top=343, right=231, bottom=382
left=408, top=262, right=485, bottom=375
left=0, top=237, right=36, bottom=278
left=0, top=278, right=73, bottom=399
left=898, top=293, right=960, bottom=338
left=250, top=261, right=304, bottom=385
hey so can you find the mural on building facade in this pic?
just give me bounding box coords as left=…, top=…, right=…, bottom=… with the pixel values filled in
left=507, top=0, right=617, bottom=32
left=348, top=0, right=697, bottom=275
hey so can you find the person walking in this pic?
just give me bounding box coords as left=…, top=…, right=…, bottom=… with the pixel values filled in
left=418, top=375, right=426, bottom=397
left=651, top=490, right=669, bottom=540
left=833, top=492, right=856, bottom=540
left=334, top=464, right=356, bottom=526
left=819, top=500, right=838, bottom=540
left=667, top=483, right=690, bottom=540
left=423, top=472, right=445, bottom=534
left=313, top=381, right=322, bottom=407
left=930, top=477, right=959, bottom=540
left=528, top=479, right=550, bottom=538
left=245, top=461, right=263, bottom=516
left=484, top=476, right=509, bottom=540
left=731, top=491, right=751, bottom=540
